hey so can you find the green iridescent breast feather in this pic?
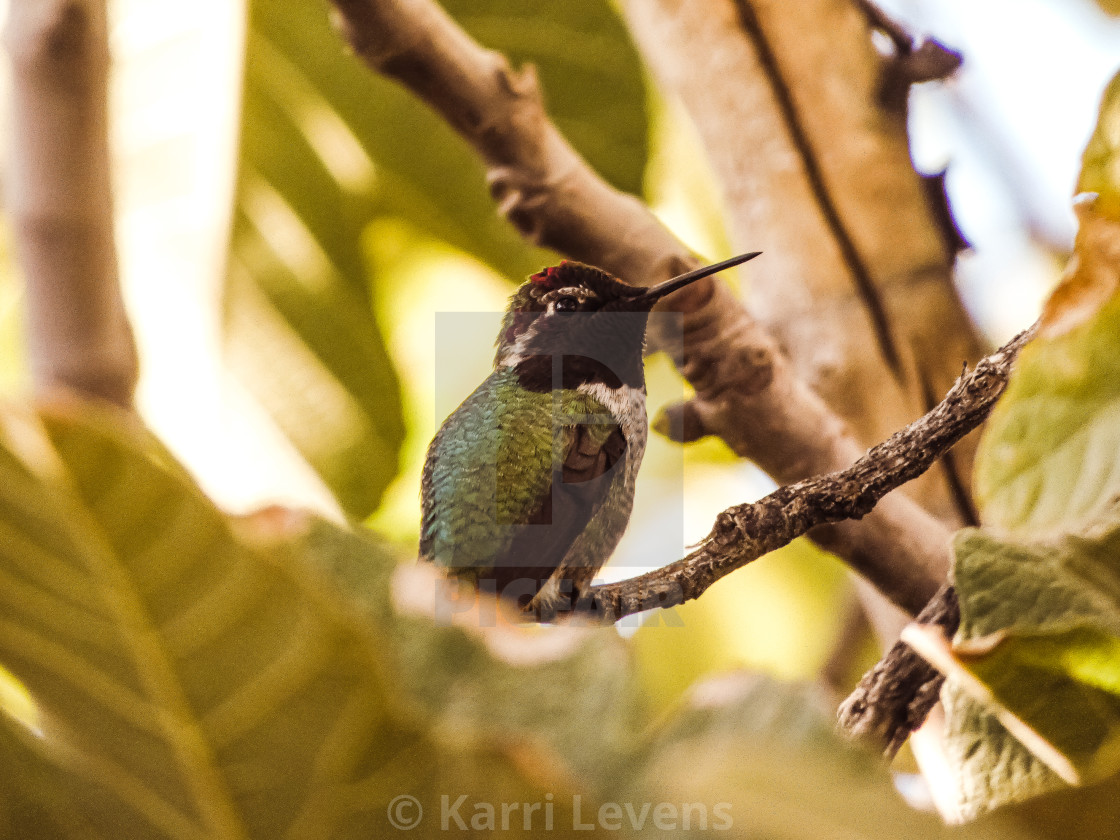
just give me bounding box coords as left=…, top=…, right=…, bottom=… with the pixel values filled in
left=420, top=367, right=619, bottom=574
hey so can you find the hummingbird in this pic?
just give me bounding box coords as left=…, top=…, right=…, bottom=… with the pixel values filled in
left=420, top=252, right=760, bottom=616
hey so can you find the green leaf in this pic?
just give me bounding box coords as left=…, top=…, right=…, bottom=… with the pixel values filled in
left=947, top=524, right=1120, bottom=785
left=973, top=290, right=1120, bottom=536
left=909, top=609, right=1120, bottom=786
left=293, top=516, right=648, bottom=791
left=0, top=404, right=434, bottom=837
left=280, top=519, right=1029, bottom=838
left=1079, top=70, right=1120, bottom=220
left=953, top=525, right=1120, bottom=641
left=930, top=115, right=1120, bottom=810
left=941, top=684, right=1065, bottom=822
left=227, top=10, right=406, bottom=519
left=0, top=405, right=598, bottom=838
left=0, top=712, right=108, bottom=840
left=956, top=628, right=1120, bottom=779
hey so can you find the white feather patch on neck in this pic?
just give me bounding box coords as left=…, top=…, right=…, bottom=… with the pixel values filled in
left=577, top=380, right=646, bottom=445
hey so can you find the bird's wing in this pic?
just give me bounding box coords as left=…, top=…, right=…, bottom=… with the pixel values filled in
left=420, top=370, right=548, bottom=572
left=421, top=377, right=627, bottom=605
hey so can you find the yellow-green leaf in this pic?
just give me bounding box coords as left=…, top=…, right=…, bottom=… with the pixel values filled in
left=0, top=404, right=445, bottom=838
left=0, top=405, right=630, bottom=837
left=629, top=674, right=1030, bottom=840
left=1079, top=70, right=1120, bottom=220
left=974, top=287, right=1120, bottom=535
left=935, top=80, right=1120, bottom=815
left=907, top=621, right=1120, bottom=786
left=293, top=516, right=647, bottom=789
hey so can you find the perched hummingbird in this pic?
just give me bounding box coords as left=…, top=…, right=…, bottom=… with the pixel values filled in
left=420, top=252, right=760, bottom=615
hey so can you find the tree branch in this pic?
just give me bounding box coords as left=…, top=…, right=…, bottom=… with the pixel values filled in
left=836, top=583, right=958, bottom=757
left=621, top=0, right=983, bottom=525
left=329, top=0, right=955, bottom=615
left=4, top=0, right=138, bottom=407
left=583, top=326, right=1035, bottom=623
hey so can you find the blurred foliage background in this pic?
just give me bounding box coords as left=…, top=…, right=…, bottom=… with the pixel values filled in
left=0, top=0, right=1116, bottom=719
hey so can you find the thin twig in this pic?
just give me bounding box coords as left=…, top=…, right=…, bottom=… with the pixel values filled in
left=582, top=325, right=1035, bottom=622
left=836, top=584, right=959, bottom=756
left=5, top=0, right=138, bottom=407
left=330, top=0, right=955, bottom=615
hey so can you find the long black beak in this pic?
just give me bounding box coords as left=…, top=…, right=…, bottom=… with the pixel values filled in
left=631, top=251, right=761, bottom=308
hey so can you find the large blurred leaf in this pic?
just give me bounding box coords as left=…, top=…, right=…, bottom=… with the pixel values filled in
left=0, top=712, right=99, bottom=840
left=289, top=519, right=1015, bottom=838
left=0, top=404, right=605, bottom=838
left=625, top=673, right=1031, bottom=839
left=228, top=15, right=406, bottom=519
left=0, top=404, right=419, bottom=837
left=226, top=0, right=651, bottom=518
left=292, top=515, right=648, bottom=789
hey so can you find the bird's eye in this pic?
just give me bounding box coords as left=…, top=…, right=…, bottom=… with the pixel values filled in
left=554, top=296, right=579, bottom=313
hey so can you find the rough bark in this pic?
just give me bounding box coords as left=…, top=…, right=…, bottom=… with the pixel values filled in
left=5, top=0, right=138, bottom=407
left=586, top=327, right=1033, bottom=622
left=837, top=584, right=959, bottom=756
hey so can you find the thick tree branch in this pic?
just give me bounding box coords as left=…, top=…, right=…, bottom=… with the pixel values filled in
left=732, top=0, right=904, bottom=376
left=621, top=0, right=984, bottom=525
left=330, top=0, right=954, bottom=615
left=584, top=326, right=1035, bottom=623
left=4, top=0, right=138, bottom=407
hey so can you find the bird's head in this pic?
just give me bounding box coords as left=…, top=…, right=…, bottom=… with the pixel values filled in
left=494, top=253, right=760, bottom=368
